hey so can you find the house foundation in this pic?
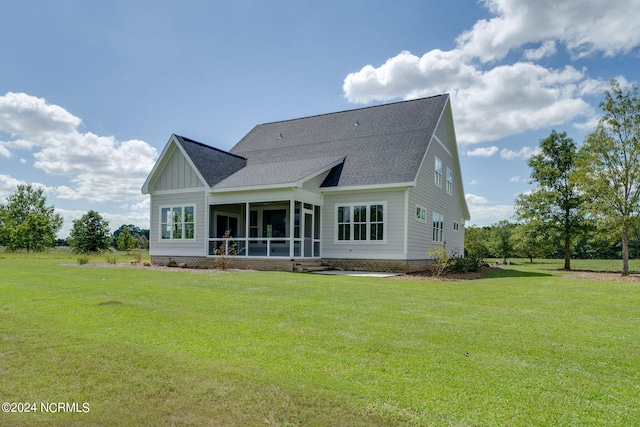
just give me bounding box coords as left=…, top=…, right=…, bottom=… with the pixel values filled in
left=151, top=255, right=430, bottom=273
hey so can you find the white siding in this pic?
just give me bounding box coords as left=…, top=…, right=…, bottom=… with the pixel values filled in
left=149, top=191, right=207, bottom=256
left=153, top=148, right=204, bottom=191
left=302, top=170, right=330, bottom=192
left=408, top=119, right=465, bottom=258
left=322, top=189, right=406, bottom=259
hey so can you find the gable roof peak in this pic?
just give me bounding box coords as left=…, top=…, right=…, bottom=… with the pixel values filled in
left=173, top=134, right=246, bottom=161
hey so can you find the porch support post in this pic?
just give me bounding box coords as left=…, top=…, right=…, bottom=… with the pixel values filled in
left=245, top=202, right=250, bottom=256
left=289, top=199, right=295, bottom=258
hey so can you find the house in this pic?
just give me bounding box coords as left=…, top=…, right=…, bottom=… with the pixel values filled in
left=141, top=94, right=470, bottom=272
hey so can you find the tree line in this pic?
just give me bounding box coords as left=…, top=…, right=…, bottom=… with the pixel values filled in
left=0, top=185, right=148, bottom=254
left=469, top=79, right=640, bottom=275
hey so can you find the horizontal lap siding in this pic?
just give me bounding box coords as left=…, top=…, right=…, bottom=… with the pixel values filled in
left=321, top=190, right=406, bottom=259
left=408, top=122, right=465, bottom=259
left=149, top=191, right=207, bottom=256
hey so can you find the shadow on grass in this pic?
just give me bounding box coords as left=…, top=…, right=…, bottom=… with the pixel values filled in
left=484, top=268, right=553, bottom=279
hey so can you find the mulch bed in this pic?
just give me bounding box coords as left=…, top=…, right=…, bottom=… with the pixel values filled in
left=393, top=267, right=501, bottom=281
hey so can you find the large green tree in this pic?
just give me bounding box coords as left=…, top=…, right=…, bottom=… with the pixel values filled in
left=575, top=80, right=640, bottom=276
left=488, top=220, right=514, bottom=264
left=464, top=226, right=490, bottom=261
left=69, top=210, right=111, bottom=254
left=514, top=130, right=586, bottom=270
left=510, top=221, right=557, bottom=263
left=0, top=184, right=63, bottom=251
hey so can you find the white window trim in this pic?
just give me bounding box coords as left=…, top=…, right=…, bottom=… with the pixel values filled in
left=446, top=167, right=453, bottom=195
left=159, top=204, right=197, bottom=241
left=334, top=201, right=387, bottom=244
left=415, top=205, right=426, bottom=222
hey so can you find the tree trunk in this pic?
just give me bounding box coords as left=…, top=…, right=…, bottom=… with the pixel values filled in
left=622, top=227, right=630, bottom=276
left=564, top=233, right=571, bottom=270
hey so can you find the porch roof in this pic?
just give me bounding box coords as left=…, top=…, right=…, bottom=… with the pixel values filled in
left=213, top=155, right=344, bottom=190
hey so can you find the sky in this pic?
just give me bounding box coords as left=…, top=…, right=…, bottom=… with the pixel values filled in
left=1, top=0, right=639, bottom=238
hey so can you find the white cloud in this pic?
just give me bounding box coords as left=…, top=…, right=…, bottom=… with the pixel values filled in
left=0, top=143, right=10, bottom=158
left=466, top=193, right=514, bottom=225
left=500, top=146, right=541, bottom=160
left=456, top=0, right=640, bottom=62
left=466, top=146, right=498, bottom=157
left=509, top=175, right=522, bottom=182
left=524, top=40, right=557, bottom=60
left=465, top=193, right=489, bottom=205
left=0, top=92, right=158, bottom=203
left=469, top=179, right=480, bottom=185
left=343, top=0, right=640, bottom=144
left=0, top=175, right=59, bottom=205
left=0, top=174, right=27, bottom=202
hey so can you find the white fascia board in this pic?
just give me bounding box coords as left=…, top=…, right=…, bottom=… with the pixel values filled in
left=211, top=182, right=297, bottom=193
left=320, top=182, right=414, bottom=193
left=148, top=187, right=206, bottom=196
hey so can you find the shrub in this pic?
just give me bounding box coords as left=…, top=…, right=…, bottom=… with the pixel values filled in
left=428, top=246, right=451, bottom=277
left=450, top=254, right=486, bottom=273
left=77, top=256, right=89, bottom=265
left=106, top=254, right=118, bottom=265
left=166, top=259, right=178, bottom=267
left=214, top=230, right=242, bottom=270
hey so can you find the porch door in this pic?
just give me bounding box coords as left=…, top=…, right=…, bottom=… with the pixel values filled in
left=217, top=215, right=238, bottom=238
left=303, top=208, right=313, bottom=257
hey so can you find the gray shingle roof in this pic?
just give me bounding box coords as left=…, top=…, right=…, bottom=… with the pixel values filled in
left=227, top=95, right=448, bottom=188
left=173, top=135, right=246, bottom=187
left=178, top=95, right=449, bottom=189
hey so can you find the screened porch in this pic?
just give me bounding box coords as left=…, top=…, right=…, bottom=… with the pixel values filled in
left=208, top=201, right=321, bottom=258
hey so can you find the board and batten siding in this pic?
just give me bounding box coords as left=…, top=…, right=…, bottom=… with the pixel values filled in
left=321, top=189, right=406, bottom=259
left=149, top=191, right=207, bottom=257
left=153, top=146, right=204, bottom=191
left=407, top=120, right=465, bottom=259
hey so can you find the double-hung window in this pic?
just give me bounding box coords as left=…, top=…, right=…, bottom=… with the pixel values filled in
left=161, top=206, right=195, bottom=240
left=335, top=203, right=385, bottom=242
left=446, top=168, right=453, bottom=194
left=435, top=157, right=442, bottom=187
left=432, top=212, right=444, bottom=242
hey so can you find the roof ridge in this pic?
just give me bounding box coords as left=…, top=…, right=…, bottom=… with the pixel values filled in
left=233, top=127, right=432, bottom=157
left=174, top=134, right=247, bottom=160
left=257, top=94, right=448, bottom=126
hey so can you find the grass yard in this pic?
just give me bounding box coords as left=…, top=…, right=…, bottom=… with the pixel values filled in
left=1, top=258, right=640, bottom=426
left=492, top=257, right=640, bottom=273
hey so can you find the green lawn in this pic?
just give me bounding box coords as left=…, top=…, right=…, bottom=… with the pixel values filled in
left=1, top=258, right=639, bottom=426
left=492, top=257, right=640, bottom=273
